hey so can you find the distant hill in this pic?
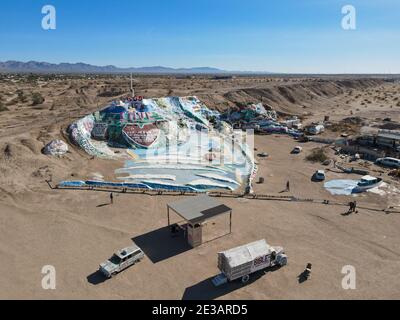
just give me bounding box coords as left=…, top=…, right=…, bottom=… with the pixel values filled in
left=0, top=60, right=248, bottom=74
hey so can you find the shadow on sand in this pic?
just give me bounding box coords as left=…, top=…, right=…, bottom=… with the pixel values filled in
left=96, top=203, right=111, bottom=208
left=182, top=266, right=281, bottom=300
left=87, top=270, right=108, bottom=285
left=297, top=270, right=310, bottom=284
left=133, top=226, right=191, bottom=264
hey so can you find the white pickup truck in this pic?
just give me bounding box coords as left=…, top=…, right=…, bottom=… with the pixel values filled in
left=212, top=239, right=287, bottom=286
left=99, top=245, right=144, bottom=278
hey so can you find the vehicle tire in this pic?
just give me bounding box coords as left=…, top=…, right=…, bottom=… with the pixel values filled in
left=241, top=275, right=250, bottom=283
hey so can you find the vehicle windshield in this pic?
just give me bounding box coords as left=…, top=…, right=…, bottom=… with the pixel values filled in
left=360, top=178, right=375, bottom=185
left=109, top=254, right=121, bottom=264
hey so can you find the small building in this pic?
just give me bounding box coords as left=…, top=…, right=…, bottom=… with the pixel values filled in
left=167, top=195, right=232, bottom=248
left=376, top=130, right=400, bottom=150
left=356, top=130, right=400, bottom=158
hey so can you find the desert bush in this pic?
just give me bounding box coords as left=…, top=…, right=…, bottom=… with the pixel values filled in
left=0, top=95, right=8, bottom=111
left=389, top=169, right=400, bottom=179
left=306, top=148, right=329, bottom=163
left=0, top=102, right=8, bottom=112
left=27, top=73, right=38, bottom=83
left=97, top=86, right=124, bottom=97
left=31, top=92, right=45, bottom=105
left=16, top=89, right=27, bottom=103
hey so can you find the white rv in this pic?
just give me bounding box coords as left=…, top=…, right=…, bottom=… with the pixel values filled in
left=307, top=124, right=325, bottom=135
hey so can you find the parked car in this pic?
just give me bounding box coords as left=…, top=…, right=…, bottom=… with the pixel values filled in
left=313, top=170, right=326, bottom=181
left=292, top=146, right=303, bottom=154
left=99, top=245, right=144, bottom=278
left=375, top=157, right=400, bottom=169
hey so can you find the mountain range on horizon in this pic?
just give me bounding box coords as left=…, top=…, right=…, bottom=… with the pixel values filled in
left=0, top=60, right=267, bottom=75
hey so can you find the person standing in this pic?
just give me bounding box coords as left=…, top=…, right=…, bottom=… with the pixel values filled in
left=348, top=202, right=353, bottom=213
left=353, top=200, right=357, bottom=213
left=110, top=193, right=114, bottom=205
left=305, top=263, right=312, bottom=279
left=286, top=180, right=290, bottom=192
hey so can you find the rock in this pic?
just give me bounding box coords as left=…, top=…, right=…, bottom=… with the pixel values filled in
left=42, top=140, right=68, bottom=156
left=322, top=159, right=332, bottom=166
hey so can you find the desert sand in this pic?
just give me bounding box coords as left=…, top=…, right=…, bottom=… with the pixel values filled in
left=1, top=74, right=400, bottom=299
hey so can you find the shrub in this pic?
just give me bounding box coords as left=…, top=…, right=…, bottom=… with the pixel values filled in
left=0, top=101, right=8, bottom=112
left=0, top=95, right=8, bottom=112
left=16, top=89, right=27, bottom=103
left=306, top=148, right=329, bottom=163
left=31, top=92, right=45, bottom=106
left=389, top=169, right=400, bottom=179
left=27, top=73, right=38, bottom=83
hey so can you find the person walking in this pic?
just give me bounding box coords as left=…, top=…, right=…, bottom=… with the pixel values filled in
left=348, top=201, right=353, bottom=214
left=305, top=263, right=312, bottom=279
left=348, top=201, right=357, bottom=214
left=286, top=180, right=290, bottom=192
left=110, top=193, right=114, bottom=205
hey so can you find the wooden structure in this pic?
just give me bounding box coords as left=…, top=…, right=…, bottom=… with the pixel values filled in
left=167, top=195, right=232, bottom=248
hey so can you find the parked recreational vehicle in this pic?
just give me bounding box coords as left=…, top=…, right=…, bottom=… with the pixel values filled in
left=212, top=239, right=287, bottom=286
left=307, top=124, right=325, bottom=135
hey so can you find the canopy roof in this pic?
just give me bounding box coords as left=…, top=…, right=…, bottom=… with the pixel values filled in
left=167, top=195, right=231, bottom=225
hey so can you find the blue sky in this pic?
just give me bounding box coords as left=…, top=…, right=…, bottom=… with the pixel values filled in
left=0, top=0, right=399, bottom=73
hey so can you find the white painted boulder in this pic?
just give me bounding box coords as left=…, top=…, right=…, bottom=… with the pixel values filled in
left=43, top=139, right=69, bottom=156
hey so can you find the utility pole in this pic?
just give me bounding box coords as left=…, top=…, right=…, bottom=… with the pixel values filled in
left=130, top=73, right=135, bottom=97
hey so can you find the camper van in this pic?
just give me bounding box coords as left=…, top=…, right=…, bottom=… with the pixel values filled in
left=307, top=124, right=325, bottom=135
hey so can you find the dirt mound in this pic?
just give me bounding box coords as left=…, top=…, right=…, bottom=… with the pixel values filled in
left=20, top=138, right=42, bottom=155
left=216, top=79, right=385, bottom=116
left=342, top=116, right=365, bottom=125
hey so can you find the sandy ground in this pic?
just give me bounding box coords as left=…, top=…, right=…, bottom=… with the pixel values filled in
left=1, top=75, right=400, bottom=299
